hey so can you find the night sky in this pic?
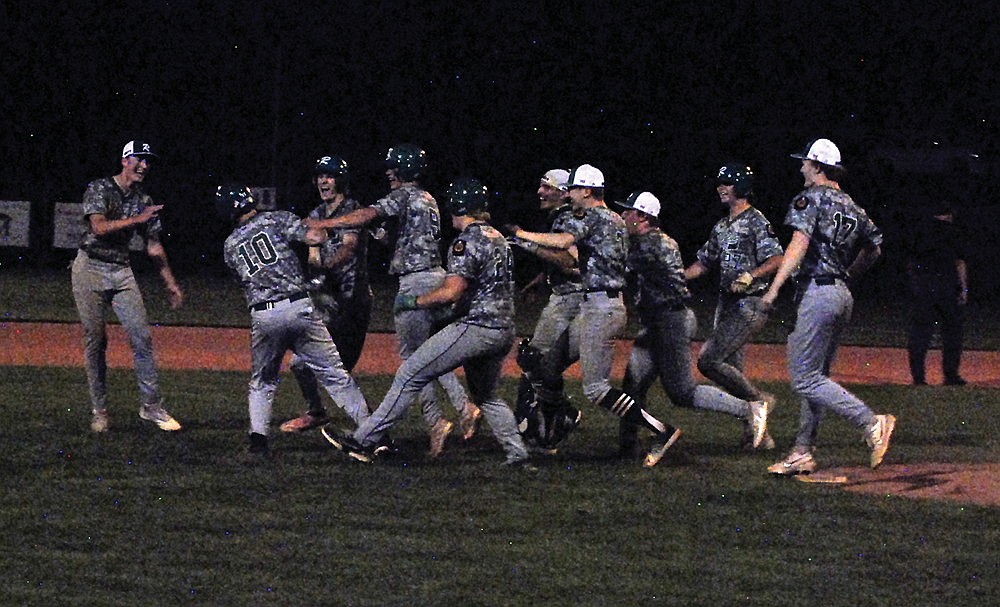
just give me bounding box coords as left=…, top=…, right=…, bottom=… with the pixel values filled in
left=3, top=1, right=997, bottom=276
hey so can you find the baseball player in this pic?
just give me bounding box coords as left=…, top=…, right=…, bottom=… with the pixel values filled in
left=322, top=178, right=531, bottom=467
left=216, top=184, right=370, bottom=456
left=72, top=140, right=183, bottom=433
left=684, top=163, right=783, bottom=450
left=617, top=192, right=770, bottom=466
left=762, top=139, right=895, bottom=475
left=281, top=155, right=374, bottom=433
left=305, top=144, right=480, bottom=457
left=508, top=166, right=681, bottom=465
left=506, top=169, right=585, bottom=448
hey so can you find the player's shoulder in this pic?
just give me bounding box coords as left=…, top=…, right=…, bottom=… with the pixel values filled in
left=342, top=196, right=363, bottom=212
left=86, top=176, right=112, bottom=189
left=791, top=186, right=833, bottom=211
left=84, top=177, right=117, bottom=198
left=656, top=229, right=680, bottom=251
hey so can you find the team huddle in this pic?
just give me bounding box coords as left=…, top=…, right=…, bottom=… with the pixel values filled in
left=72, top=138, right=896, bottom=476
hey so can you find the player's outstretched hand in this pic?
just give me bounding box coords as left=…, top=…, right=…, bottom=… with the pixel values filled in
left=137, top=204, right=164, bottom=223
left=498, top=223, right=521, bottom=238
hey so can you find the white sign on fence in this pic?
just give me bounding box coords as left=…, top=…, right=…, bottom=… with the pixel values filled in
left=53, top=202, right=85, bottom=249
left=0, top=200, right=31, bottom=247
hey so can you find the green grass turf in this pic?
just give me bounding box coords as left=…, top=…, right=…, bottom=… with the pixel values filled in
left=1, top=366, right=997, bottom=606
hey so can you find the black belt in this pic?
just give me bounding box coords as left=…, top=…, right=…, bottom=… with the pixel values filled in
left=810, top=275, right=844, bottom=286
left=250, top=292, right=308, bottom=311
left=583, top=289, right=621, bottom=300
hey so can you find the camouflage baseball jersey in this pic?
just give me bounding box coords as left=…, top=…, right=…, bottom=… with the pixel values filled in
left=696, top=206, right=784, bottom=295
left=562, top=206, right=628, bottom=291
left=547, top=204, right=585, bottom=295
left=223, top=211, right=311, bottom=307
left=626, top=229, right=690, bottom=318
left=371, top=184, right=442, bottom=275
left=784, top=185, right=883, bottom=279
left=307, top=197, right=369, bottom=301
left=79, top=177, right=161, bottom=265
left=447, top=222, right=515, bottom=329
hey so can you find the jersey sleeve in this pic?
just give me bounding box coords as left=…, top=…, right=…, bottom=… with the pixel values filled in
left=371, top=188, right=406, bottom=218
left=447, top=235, right=480, bottom=280
left=753, top=213, right=784, bottom=261
left=784, top=191, right=820, bottom=236
left=81, top=181, right=110, bottom=217
left=856, top=209, right=884, bottom=248
left=696, top=223, right=721, bottom=266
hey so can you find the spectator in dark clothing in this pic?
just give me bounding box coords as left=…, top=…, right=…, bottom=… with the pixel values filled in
left=906, top=201, right=969, bottom=386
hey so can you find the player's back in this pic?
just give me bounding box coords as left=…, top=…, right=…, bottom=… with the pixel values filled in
left=448, top=222, right=514, bottom=329
left=223, top=210, right=310, bottom=307
left=788, top=185, right=882, bottom=278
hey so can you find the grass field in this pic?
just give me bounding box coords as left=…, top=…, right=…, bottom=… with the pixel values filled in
left=1, top=366, right=998, bottom=606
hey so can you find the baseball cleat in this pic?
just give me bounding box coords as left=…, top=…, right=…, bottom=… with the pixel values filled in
left=279, top=411, right=329, bottom=433
left=503, top=455, right=538, bottom=472
left=767, top=449, right=817, bottom=475
left=866, top=414, right=896, bottom=469
left=526, top=439, right=559, bottom=456
left=427, top=418, right=453, bottom=458
left=91, top=409, right=109, bottom=433
left=139, top=403, right=182, bottom=432
left=643, top=427, right=683, bottom=468
left=459, top=402, right=483, bottom=441
left=546, top=406, right=582, bottom=448
left=320, top=425, right=372, bottom=463
left=747, top=400, right=770, bottom=450
left=740, top=426, right=776, bottom=452
left=373, top=435, right=400, bottom=457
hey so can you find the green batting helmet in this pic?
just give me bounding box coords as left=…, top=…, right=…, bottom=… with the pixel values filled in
left=716, top=163, right=754, bottom=198
left=314, top=155, right=349, bottom=184
left=215, top=183, right=256, bottom=222
left=385, top=143, right=427, bottom=182
left=444, top=177, right=489, bottom=216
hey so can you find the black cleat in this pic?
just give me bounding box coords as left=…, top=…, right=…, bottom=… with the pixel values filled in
left=320, top=425, right=372, bottom=463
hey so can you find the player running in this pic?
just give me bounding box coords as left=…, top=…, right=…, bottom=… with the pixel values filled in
left=306, top=144, right=481, bottom=457
left=762, top=139, right=896, bottom=475
left=684, top=163, right=783, bottom=450
left=507, top=165, right=682, bottom=466
left=617, top=191, right=770, bottom=465
left=322, top=178, right=531, bottom=467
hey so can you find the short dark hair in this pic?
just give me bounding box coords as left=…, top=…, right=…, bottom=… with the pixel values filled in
left=815, top=161, right=846, bottom=183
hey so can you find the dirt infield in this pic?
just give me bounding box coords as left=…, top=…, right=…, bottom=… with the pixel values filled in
left=3, top=321, right=999, bottom=507
left=796, top=463, right=1000, bottom=509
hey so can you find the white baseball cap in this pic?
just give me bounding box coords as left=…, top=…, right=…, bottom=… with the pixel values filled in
left=122, top=140, right=159, bottom=159
left=540, top=169, right=570, bottom=191
left=617, top=191, right=660, bottom=216
left=790, top=138, right=841, bottom=167
left=567, top=164, right=605, bottom=188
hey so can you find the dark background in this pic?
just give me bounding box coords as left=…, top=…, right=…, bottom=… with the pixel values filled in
left=2, top=1, right=997, bottom=295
